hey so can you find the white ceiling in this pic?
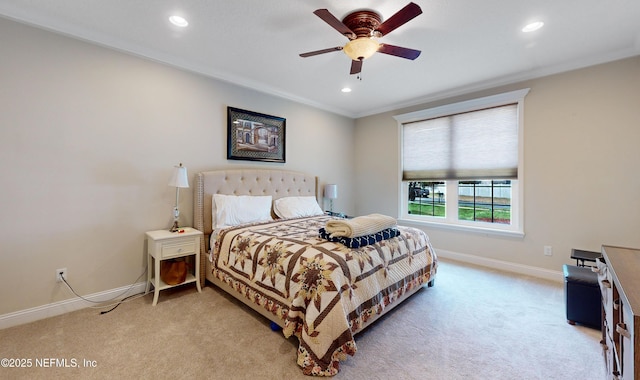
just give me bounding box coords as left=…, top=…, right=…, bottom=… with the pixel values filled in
left=1, top=0, right=639, bottom=118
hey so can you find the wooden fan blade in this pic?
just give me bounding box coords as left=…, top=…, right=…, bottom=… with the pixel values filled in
left=314, top=9, right=356, bottom=39
left=378, top=44, right=421, bottom=60
left=299, top=47, right=343, bottom=58
left=350, top=59, right=363, bottom=75
left=376, top=2, right=422, bottom=36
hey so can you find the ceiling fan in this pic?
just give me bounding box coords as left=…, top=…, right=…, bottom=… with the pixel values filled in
left=299, top=2, right=423, bottom=76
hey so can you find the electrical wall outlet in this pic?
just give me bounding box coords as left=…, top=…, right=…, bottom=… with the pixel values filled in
left=544, top=246, right=553, bottom=256
left=56, top=268, right=67, bottom=282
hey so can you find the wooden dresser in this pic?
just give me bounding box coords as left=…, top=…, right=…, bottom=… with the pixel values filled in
left=597, top=245, right=640, bottom=379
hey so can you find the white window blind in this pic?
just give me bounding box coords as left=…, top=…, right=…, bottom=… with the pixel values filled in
left=402, top=104, right=519, bottom=181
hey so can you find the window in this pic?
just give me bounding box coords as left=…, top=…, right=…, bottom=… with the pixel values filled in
left=458, top=180, right=511, bottom=224
left=408, top=181, right=445, bottom=217
left=395, top=89, right=529, bottom=236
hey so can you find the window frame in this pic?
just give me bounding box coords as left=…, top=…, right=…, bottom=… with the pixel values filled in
left=395, top=89, right=529, bottom=238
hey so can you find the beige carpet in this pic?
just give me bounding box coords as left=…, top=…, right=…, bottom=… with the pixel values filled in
left=1, top=259, right=604, bottom=380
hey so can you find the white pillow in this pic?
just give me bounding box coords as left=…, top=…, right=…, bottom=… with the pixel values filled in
left=273, top=196, right=324, bottom=219
left=213, top=194, right=273, bottom=228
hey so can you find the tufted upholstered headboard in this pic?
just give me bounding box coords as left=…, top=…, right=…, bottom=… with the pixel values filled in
left=193, top=169, right=318, bottom=284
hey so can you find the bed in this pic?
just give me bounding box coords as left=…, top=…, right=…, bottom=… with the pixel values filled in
left=193, top=169, right=437, bottom=376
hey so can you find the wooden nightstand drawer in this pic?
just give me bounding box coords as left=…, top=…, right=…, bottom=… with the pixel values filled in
left=161, top=239, right=196, bottom=258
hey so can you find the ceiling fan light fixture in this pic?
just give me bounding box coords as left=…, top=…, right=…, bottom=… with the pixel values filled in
left=343, top=37, right=380, bottom=61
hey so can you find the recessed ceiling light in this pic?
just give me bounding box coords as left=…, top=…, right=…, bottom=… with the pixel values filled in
left=169, top=15, right=189, bottom=27
left=522, top=21, right=544, bottom=33
left=341, top=87, right=352, bottom=93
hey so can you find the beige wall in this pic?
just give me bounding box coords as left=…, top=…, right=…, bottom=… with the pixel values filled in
left=354, top=56, right=640, bottom=272
left=0, top=18, right=355, bottom=315
left=2, top=13, right=638, bottom=318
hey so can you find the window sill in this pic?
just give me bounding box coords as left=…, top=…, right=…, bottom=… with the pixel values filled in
left=398, top=218, right=525, bottom=239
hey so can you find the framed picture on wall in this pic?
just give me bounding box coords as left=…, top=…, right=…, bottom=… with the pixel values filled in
left=227, top=107, right=286, bottom=163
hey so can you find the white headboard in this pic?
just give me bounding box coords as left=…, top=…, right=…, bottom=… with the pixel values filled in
left=194, top=168, right=318, bottom=234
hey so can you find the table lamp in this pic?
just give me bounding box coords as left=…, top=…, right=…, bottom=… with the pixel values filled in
left=168, top=163, right=189, bottom=232
left=324, top=184, right=338, bottom=214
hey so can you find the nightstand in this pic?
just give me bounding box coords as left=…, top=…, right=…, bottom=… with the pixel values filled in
left=326, top=211, right=349, bottom=218
left=145, top=227, right=203, bottom=305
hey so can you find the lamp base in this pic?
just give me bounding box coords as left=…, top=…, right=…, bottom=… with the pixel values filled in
left=170, top=205, right=180, bottom=232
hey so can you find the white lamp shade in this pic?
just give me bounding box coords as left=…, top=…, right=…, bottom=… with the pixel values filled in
left=168, top=163, right=189, bottom=188
left=324, top=184, right=338, bottom=199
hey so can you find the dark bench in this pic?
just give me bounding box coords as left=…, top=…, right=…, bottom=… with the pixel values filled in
left=563, top=264, right=601, bottom=329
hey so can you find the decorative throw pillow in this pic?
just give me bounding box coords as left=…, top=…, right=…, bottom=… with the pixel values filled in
left=213, top=194, right=273, bottom=228
left=273, top=196, right=324, bottom=219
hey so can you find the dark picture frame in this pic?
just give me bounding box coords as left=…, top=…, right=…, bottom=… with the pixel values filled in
left=227, top=107, right=286, bottom=163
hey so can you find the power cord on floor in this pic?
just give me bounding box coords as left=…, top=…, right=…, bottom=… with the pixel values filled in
left=59, top=267, right=148, bottom=315
left=98, top=292, right=144, bottom=314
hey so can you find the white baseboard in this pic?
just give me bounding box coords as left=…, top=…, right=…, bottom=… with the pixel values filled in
left=436, top=249, right=564, bottom=283
left=0, top=282, right=147, bottom=330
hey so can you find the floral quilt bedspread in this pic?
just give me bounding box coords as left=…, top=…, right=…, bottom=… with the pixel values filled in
left=212, top=215, right=437, bottom=376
